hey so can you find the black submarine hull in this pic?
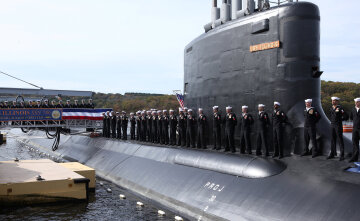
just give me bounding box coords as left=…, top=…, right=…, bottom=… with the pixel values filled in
left=14, top=129, right=360, bottom=221
left=184, top=2, right=351, bottom=156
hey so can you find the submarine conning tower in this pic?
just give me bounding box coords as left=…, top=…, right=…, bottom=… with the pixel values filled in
left=184, top=1, right=352, bottom=156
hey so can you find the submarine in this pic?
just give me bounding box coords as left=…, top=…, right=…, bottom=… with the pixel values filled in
left=7, top=1, right=360, bottom=221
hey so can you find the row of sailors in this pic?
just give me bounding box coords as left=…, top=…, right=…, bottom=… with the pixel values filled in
left=0, top=99, right=95, bottom=109
left=102, top=97, right=360, bottom=162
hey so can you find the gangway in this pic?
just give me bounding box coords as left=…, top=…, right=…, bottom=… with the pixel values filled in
left=0, top=108, right=111, bottom=151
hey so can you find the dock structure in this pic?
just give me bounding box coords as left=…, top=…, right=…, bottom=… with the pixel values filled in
left=59, top=162, right=96, bottom=189
left=0, top=159, right=90, bottom=206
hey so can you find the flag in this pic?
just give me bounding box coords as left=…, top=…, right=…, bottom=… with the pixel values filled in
left=175, top=93, right=185, bottom=108
left=62, top=108, right=112, bottom=120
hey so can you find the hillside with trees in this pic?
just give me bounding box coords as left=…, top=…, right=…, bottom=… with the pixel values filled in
left=72, top=81, right=360, bottom=116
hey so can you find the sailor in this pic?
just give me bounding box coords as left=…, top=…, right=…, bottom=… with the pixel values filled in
left=186, top=109, right=196, bottom=148
left=212, top=106, right=222, bottom=150
left=177, top=108, right=186, bottom=146
left=26, top=100, right=33, bottom=108
left=327, top=97, right=348, bottom=161
left=106, top=111, right=111, bottom=138
left=110, top=111, right=117, bottom=138
left=162, top=110, right=169, bottom=145
left=130, top=112, right=136, bottom=140
left=169, top=109, right=177, bottom=145
left=272, top=102, right=287, bottom=159
left=349, top=98, right=360, bottom=162
left=151, top=111, right=158, bottom=143
left=184, top=107, right=189, bottom=117
left=224, top=106, right=237, bottom=152
left=146, top=111, right=152, bottom=142
left=87, top=99, right=95, bottom=109
left=80, top=99, right=86, bottom=108
left=11, top=101, right=18, bottom=108
left=36, top=100, right=42, bottom=108
left=121, top=111, right=128, bottom=140
left=157, top=110, right=163, bottom=143
left=239, top=106, right=254, bottom=154
left=43, top=100, right=50, bottom=108
left=19, top=101, right=26, bottom=108
left=197, top=108, right=207, bottom=149
left=50, top=100, right=56, bottom=108
left=141, top=111, right=147, bottom=141
left=3, top=101, right=9, bottom=109
left=0, top=102, right=3, bottom=109
left=65, top=100, right=72, bottom=108
left=136, top=111, right=142, bottom=141
left=302, top=99, right=321, bottom=157
left=256, top=104, right=270, bottom=156
left=116, top=112, right=121, bottom=139
left=73, top=100, right=79, bottom=108
left=102, top=113, right=107, bottom=137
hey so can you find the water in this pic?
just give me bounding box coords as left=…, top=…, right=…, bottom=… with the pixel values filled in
left=0, top=131, right=183, bottom=221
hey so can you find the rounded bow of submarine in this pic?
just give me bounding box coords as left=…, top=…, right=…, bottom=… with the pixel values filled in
left=174, top=150, right=286, bottom=179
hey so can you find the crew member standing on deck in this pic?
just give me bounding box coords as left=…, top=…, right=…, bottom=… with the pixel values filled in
left=102, top=112, right=107, bottom=137
left=146, top=111, right=152, bottom=142
left=197, top=108, right=207, bottom=149
left=169, top=109, right=177, bottom=145
left=116, top=112, right=121, bottom=139
left=162, top=110, right=169, bottom=145
left=272, top=102, right=287, bottom=159
left=136, top=111, right=141, bottom=141
left=106, top=111, right=111, bottom=138
left=224, top=106, right=237, bottom=153
left=121, top=111, right=128, bottom=140
left=130, top=112, right=136, bottom=140
left=327, top=97, right=348, bottom=161
left=349, top=98, right=360, bottom=162
left=212, top=106, right=222, bottom=150
left=256, top=104, right=270, bottom=156
left=186, top=109, right=196, bottom=148
left=177, top=108, right=186, bottom=146
left=151, top=111, right=158, bottom=143
left=239, top=106, right=254, bottom=154
left=301, top=99, right=321, bottom=158
left=65, top=100, right=72, bottom=108
left=141, top=111, right=147, bottom=141
left=157, top=110, right=163, bottom=143
left=111, top=111, right=117, bottom=138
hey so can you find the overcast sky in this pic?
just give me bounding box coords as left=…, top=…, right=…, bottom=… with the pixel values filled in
left=0, top=0, right=359, bottom=94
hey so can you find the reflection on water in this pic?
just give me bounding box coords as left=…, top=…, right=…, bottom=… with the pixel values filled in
left=0, top=133, right=182, bottom=221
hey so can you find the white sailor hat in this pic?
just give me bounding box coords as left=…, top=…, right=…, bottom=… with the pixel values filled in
left=147, top=110, right=151, bottom=113
left=163, top=109, right=167, bottom=112
left=141, top=111, right=145, bottom=114
left=130, top=112, right=134, bottom=115
left=242, top=105, right=248, bottom=109
left=258, top=104, right=265, bottom=107
left=274, top=101, right=281, bottom=106
left=184, top=107, right=188, bottom=110
left=188, top=109, right=193, bottom=112
left=122, top=111, right=126, bottom=114
left=213, top=106, right=219, bottom=110
left=226, top=106, right=232, bottom=110
left=37, top=100, right=41, bottom=102
left=198, top=108, right=203, bottom=111
left=152, top=111, right=156, bottom=114
left=44, top=99, right=48, bottom=102
left=66, top=100, right=70, bottom=102
left=354, top=98, right=360, bottom=102
left=179, top=108, right=183, bottom=112
left=305, top=99, right=312, bottom=103
left=331, top=97, right=340, bottom=101
left=157, top=110, right=162, bottom=113
left=169, top=109, right=174, bottom=112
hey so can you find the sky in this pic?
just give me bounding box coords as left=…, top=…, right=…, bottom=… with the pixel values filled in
left=0, top=0, right=359, bottom=94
